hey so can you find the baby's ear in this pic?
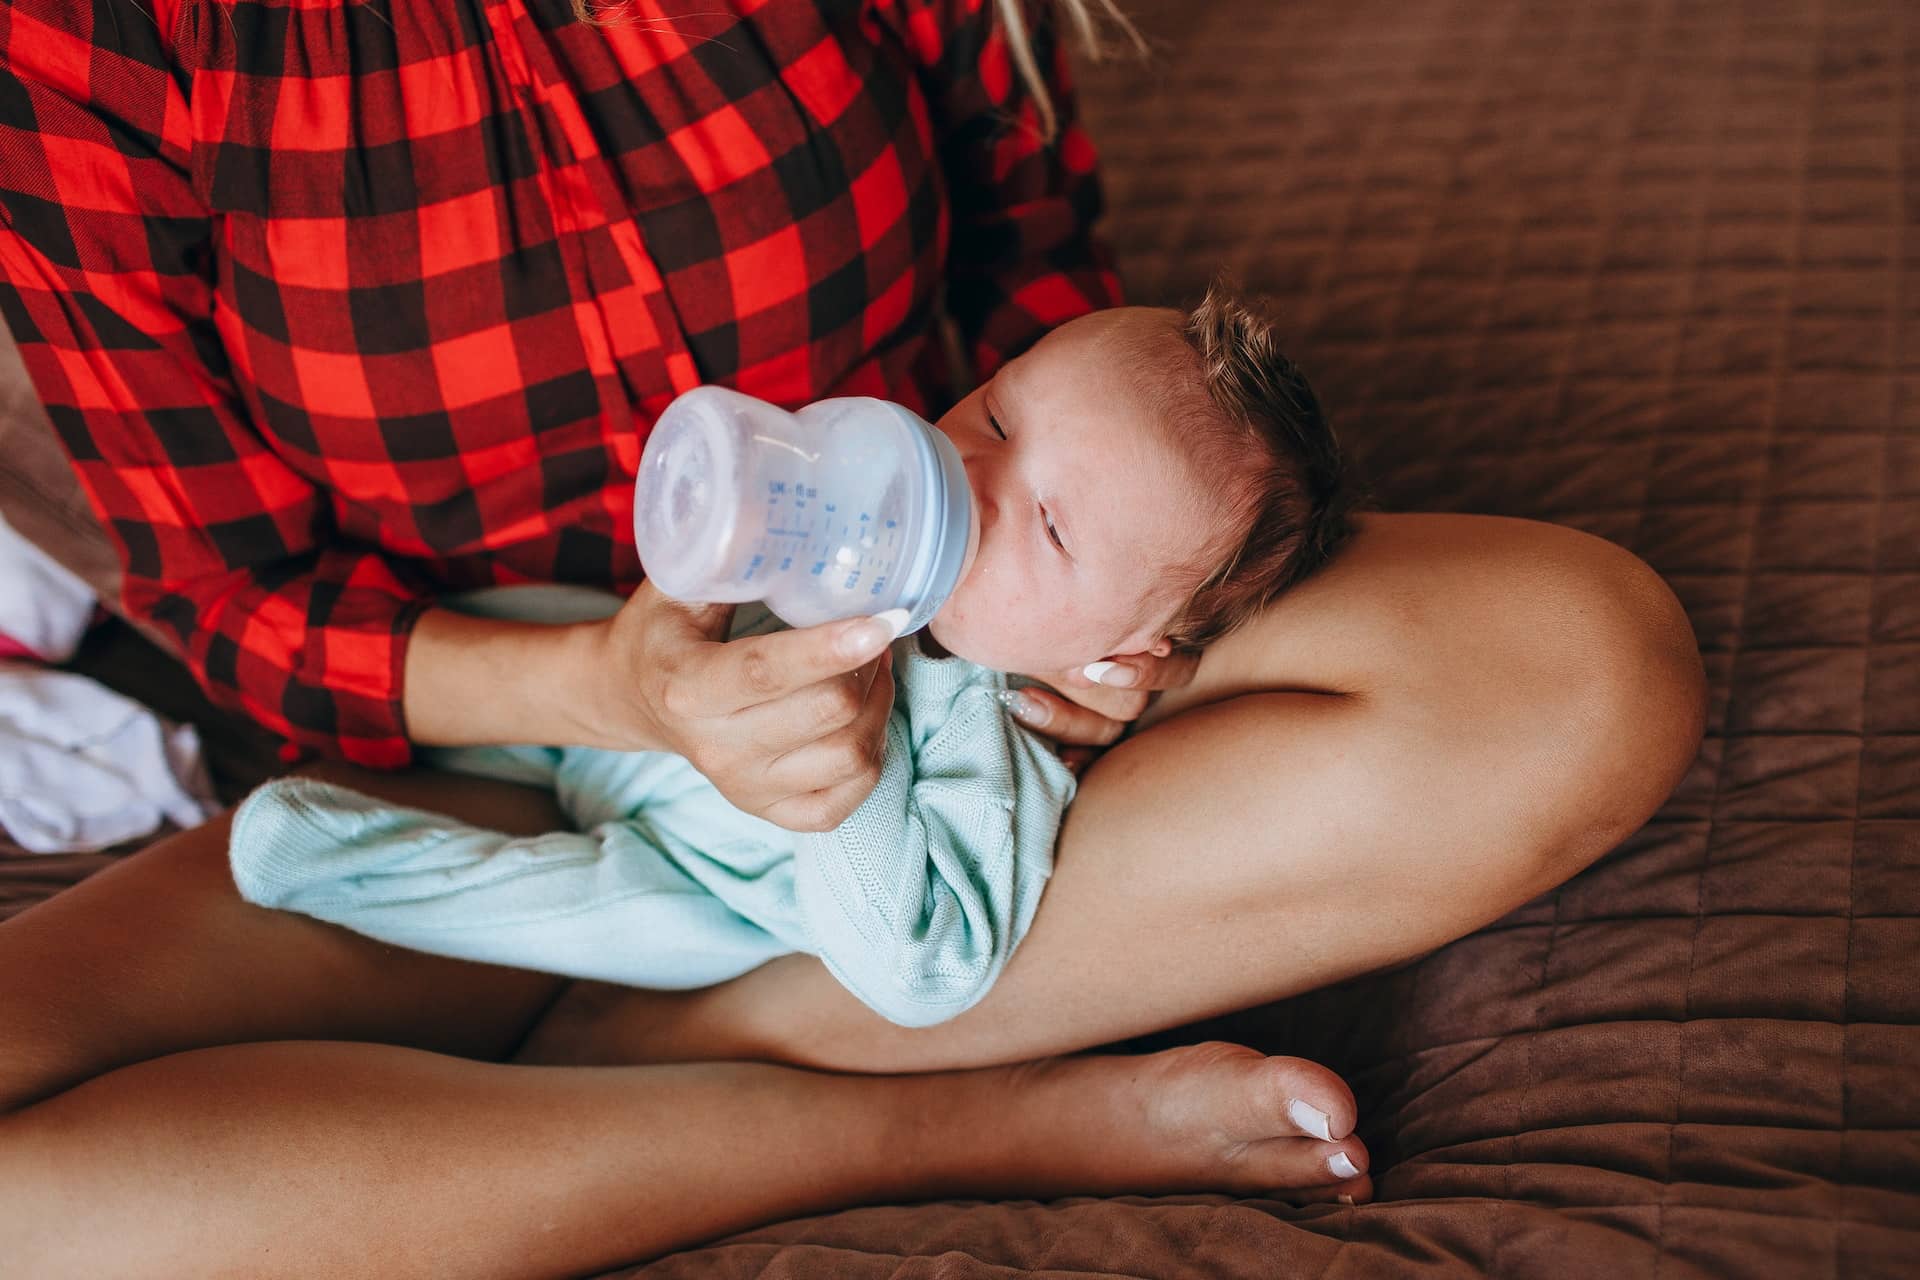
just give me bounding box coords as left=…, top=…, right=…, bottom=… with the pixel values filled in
left=1147, top=637, right=1174, bottom=658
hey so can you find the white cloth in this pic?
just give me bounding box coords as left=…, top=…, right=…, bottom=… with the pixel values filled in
left=0, top=509, right=95, bottom=662
left=0, top=664, right=219, bottom=853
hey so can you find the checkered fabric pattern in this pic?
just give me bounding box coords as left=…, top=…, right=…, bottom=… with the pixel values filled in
left=0, top=0, right=1120, bottom=764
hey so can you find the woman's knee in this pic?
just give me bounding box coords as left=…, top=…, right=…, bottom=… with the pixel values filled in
left=0, top=825, right=236, bottom=1116
left=1399, top=515, right=1704, bottom=808
left=1507, top=524, right=1707, bottom=871
left=1237, top=514, right=1702, bottom=868
left=1565, top=530, right=1704, bottom=763
left=0, top=789, right=566, bottom=1117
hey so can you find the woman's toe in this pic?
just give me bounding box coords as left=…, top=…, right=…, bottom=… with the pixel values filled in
left=1154, top=1043, right=1355, bottom=1143
left=1249, top=1050, right=1358, bottom=1144
left=1324, top=1145, right=1365, bottom=1181
left=1234, top=1128, right=1370, bottom=1190
left=1283, top=1172, right=1376, bottom=1206
left=1126, top=1041, right=1373, bottom=1198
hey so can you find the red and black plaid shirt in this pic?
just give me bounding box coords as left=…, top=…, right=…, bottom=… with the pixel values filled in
left=0, top=0, right=1120, bottom=765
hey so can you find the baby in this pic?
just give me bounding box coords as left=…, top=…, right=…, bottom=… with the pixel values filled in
left=228, top=284, right=1357, bottom=1028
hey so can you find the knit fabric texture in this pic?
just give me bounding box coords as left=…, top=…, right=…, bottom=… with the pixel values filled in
left=229, top=587, right=1076, bottom=1027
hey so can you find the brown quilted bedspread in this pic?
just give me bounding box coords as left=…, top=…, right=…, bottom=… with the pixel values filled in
left=619, top=0, right=1920, bottom=1274
left=3, top=0, right=1914, bottom=1275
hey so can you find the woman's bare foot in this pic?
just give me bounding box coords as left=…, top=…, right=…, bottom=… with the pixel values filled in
left=904, top=1039, right=1372, bottom=1205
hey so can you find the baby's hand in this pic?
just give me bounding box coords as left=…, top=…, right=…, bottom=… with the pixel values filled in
left=1000, top=641, right=1201, bottom=770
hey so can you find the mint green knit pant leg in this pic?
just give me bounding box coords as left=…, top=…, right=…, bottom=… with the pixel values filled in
left=229, top=759, right=804, bottom=990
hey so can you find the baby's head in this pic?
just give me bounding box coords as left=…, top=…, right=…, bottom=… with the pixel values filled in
left=928, top=283, right=1361, bottom=674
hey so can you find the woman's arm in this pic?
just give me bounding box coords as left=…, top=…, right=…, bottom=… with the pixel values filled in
left=405, top=583, right=906, bottom=830
left=400, top=607, right=618, bottom=751
left=0, top=3, right=432, bottom=766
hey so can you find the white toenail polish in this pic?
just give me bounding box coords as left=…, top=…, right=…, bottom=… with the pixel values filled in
left=1287, top=1099, right=1333, bottom=1142
left=1328, top=1151, right=1360, bottom=1179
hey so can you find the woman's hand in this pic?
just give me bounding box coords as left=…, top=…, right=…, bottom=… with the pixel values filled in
left=1001, top=643, right=1202, bottom=773
left=583, top=582, right=903, bottom=832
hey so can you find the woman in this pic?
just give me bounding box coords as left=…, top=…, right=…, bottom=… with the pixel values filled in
left=0, top=0, right=1706, bottom=1273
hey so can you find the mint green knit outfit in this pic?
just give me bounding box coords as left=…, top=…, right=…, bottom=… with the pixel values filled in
left=229, top=587, right=1075, bottom=1028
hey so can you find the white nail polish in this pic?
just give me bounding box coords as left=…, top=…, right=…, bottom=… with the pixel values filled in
left=872, top=608, right=911, bottom=639
left=1083, top=660, right=1120, bottom=686
left=1327, top=1151, right=1360, bottom=1180
left=1287, top=1099, right=1333, bottom=1142
left=1338, top=1194, right=1356, bottom=1207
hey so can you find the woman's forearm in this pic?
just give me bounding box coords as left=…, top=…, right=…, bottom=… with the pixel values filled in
left=403, top=586, right=902, bottom=828
left=401, top=607, right=643, bottom=751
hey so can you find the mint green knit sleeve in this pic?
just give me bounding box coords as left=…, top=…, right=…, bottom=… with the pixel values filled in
left=791, top=642, right=1077, bottom=1028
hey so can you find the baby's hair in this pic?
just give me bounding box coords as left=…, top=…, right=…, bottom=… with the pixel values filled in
left=1159, top=282, right=1366, bottom=650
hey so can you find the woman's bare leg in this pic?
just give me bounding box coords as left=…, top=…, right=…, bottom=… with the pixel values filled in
left=0, top=767, right=1370, bottom=1277
left=3, top=1040, right=1372, bottom=1277
left=0, top=764, right=570, bottom=1111
left=519, top=513, right=1709, bottom=1073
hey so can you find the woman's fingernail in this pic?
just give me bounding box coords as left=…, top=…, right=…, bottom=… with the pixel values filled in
left=1082, top=660, right=1136, bottom=687
left=1327, top=1151, right=1360, bottom=1180
left=839, top=610, right=911, bottom=659
left=995, top=689, right=1050, bottom=727
left=1338, top=1194, right=1356, bottom=1206
left=1287, top=1099, right=1333, bottom=1142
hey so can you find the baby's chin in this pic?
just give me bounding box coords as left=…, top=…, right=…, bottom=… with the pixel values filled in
left=924, top=608, right=1105, bottom=677
left=928, top=571, right=1133, bottom=673
left=924, top=612, right=1035, bottom=674
left=921, top=613, right=1000, bottom=668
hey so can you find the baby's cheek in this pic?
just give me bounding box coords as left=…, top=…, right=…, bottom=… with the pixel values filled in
left=930, top=573, right=1048, bottom=668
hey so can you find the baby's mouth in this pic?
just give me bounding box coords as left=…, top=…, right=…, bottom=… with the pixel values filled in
left=915, top=626, right=956, bottom=660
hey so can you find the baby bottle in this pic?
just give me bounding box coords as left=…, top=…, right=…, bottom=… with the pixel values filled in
left=633, top=386, right=979, bottom=633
